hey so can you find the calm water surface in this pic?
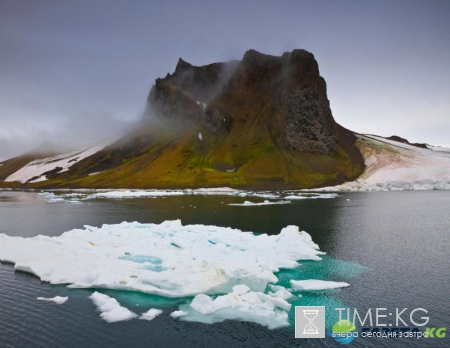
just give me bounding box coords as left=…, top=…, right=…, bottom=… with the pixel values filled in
left=0, top=190, right=448, bottom=347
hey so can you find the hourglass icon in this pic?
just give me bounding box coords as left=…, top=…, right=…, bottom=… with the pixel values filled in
left=302, top=309, right=319, bottom=334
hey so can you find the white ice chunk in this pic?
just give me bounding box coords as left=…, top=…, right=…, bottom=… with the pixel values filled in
left=284, top=193, right=338, bottom=199
left=268, top=285, right=294, bottom=299
left=170, top=310, right=188, bottom=318
left=139, top=308, right=163, bottom=321
left=290, top=279, right=350, bottom=291
left=37, top=296, right=68, bottom=304
left=229, top=200, right=291, bottom=206
left=232, top=284, right=250, bottom=295
left=89, top=292, right=137, bottom=323
left=91, top=190, right=185, bottom=198
left=186, top=288, right=291, bottom=329
left=190, top=294, right=216, bottom=314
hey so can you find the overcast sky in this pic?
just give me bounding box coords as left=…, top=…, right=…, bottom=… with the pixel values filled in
left=1, top=0, right=449, bottom=160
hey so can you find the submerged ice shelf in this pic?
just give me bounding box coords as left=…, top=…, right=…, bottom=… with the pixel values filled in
left=0, top=220, right=354, bottom=329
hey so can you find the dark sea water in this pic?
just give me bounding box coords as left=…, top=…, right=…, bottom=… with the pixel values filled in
left=0, top=190, right=448, bottom=348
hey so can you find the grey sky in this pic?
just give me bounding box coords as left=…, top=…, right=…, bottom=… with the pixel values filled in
left=1, top=0, right=449, bottom=160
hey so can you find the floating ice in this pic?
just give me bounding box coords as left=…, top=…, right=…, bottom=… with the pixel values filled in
left=268, top=285, right=294, bottom=300
left=37, top=296, right=68, bottom=304
left=91, top=190, right=185, bottom=198
left=170, top=310, right=188, bottom=318
left=290, top=279, right=350, bottom=291
left=284, top=193, right=338, bottom=199
left=251, top=193, right=281, bottom=199
left=229, top=200, right=291, bottom=206
left=0, top=221, right=323, bottom=298
left=139, top=308, right=163, bottom=321
left=89, top=292, right=137, bottom=323
left=182, top=284, right=291, bottom=329
left=46, top=188, right=344, bottom=201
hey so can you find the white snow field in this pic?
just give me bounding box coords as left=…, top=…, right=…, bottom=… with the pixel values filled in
left=0, top=220, right=337, bottom=328
left=36, top=296, right=68, bottom=304
left=308, top=134, right=450, bottom=192
left=5, top=139, right=112, bottom=184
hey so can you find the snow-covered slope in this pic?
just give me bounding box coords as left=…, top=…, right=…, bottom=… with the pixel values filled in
left=5, top=140, right=111, bottom=184
left=310, top=134, right=450, bottom=191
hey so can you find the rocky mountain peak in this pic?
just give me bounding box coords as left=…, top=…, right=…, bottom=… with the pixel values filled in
left=145, top=49, right=352, bottom=160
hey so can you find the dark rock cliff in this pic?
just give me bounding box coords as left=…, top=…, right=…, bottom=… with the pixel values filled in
left=147, top=49, right=338, bottom=155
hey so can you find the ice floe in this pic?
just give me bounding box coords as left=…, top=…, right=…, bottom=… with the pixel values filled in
left=139, top=308, right=163, bottom=321
left=229, top=200, right=291, bottom=206
left=37, top=296, right=68, bottom=304
left=0, top=221, right=358, bottom=329
left=32, top=188, right=342, bottom=203
left=89, top=292, right=137, bottom=323
left=0, top=221, right=323, bottom=298
left=91, top=190, right=185, bottom=198
left=290, top=279, right=350, bottom=291
left=179, top=284, right=291, bottom=329
left=284, top=193, right=339, bottom=199
left=170, top=310, right=188, bottom=318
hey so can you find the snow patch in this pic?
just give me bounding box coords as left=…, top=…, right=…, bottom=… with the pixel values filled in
left=28, top=176, right=48, bottom=183
left=307, top=134, right=450, bottom=192
left=5, top=139, right=112, bottom=183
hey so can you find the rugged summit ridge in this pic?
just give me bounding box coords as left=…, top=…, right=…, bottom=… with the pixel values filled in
left=0, top=49, right=365, bottom=189
left=149, top=49, right=337, bottom=155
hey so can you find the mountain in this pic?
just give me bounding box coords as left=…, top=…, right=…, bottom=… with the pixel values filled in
left=0, top=141, right=74, bottom=182
left=1, top=49, right=366, bottom=189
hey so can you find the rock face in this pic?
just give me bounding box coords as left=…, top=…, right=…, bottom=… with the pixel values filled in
left=147, top=58, right=239, bottom=126
left=147, top=49, right=337, bottom=154
left=282, top=87, right=336, bottom=154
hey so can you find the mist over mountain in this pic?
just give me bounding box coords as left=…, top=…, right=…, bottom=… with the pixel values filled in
left=0, top=49, right=366, bottom=189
